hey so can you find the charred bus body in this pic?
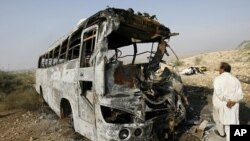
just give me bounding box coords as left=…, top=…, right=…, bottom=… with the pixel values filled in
left=36, top=8, right=188, bottom=141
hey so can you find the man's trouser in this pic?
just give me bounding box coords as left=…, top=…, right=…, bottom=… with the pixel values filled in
left=213, top=107, right=230, bottom=141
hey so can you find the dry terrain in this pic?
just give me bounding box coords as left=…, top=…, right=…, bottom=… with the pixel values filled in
left=179, top=47, right=250, bottom=99
left=0, top=106, right=85, bottom=141
left=0, top=71, right=87, bottom=141
left=0, top=47, right=249, bottom=141
left=177, top=47, right=250, bottom=141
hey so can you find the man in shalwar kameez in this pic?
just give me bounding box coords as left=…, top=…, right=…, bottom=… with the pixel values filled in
left=213, top=62, right=244, bottom=141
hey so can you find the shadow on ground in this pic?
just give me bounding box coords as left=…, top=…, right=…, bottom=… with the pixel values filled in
left=184, top=85, right=213, bottom=121
left=0, top=111, right=17, bottom=118
left=176, top=85, right=213, bottom=141
left=239, top=102, right=250, bottom=124
left=184, top=85, right=250, bottom=124
left=177, top=85, right=250, bottom=141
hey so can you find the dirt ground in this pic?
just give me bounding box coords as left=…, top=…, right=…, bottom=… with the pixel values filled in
left=0, top=48, right=249, bottom=141
left=0, top=104, right=87, bottom=141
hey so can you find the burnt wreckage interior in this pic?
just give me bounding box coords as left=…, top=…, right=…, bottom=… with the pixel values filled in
left=95, top=8, right=188, bottom=137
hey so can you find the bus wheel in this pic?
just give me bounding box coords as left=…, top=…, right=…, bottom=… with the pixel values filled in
left=39, top=86, right=47, bottom=105
left=60, top=99, right=75, bottom=131
left=68, top=113, right=74, bottom=130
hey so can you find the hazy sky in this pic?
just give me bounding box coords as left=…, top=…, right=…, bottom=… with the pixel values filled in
left=0, top=0, right=250, bottom=70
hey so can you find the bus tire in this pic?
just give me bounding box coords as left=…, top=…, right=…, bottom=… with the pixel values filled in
left=60, top=98, right=75, bottom=131
left=40, top=86, right=47, bottom=105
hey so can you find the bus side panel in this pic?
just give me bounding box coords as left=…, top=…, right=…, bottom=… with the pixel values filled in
left=36, top=60, right=79, bottom=117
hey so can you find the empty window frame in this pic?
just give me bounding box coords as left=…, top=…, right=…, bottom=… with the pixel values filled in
left=39, top=55, right=46, bottom=68
left=68, top=30, right=81, bottom=60
left=53, top=46, right=60, bottom=65
left=80, top=81, right=93, bottom=105
left=81, top=29, right=97, bottom=67
left=43, top=53, right=49, bottom=68
left=47, top=51, right=53, bottom=67
left=59, top=39, right=68, bottom=64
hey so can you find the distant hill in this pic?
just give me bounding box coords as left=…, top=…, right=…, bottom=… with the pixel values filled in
left=238, top=40, right=250, bottom=49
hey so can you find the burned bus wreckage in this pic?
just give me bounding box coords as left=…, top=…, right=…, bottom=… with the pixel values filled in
left=37, top=8, right=189, bottom=141
left=89, top=8, right=188, bottom=140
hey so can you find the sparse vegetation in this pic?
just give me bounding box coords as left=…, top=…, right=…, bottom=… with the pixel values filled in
left=0, top=70, right=41, bottom=111
left=237, top=46, right=250, bottom=62
left=0, top=71, right=22, bottom=94
left=238, top=40, right=250, bottom=49
left=1, top=90, right=41, bottom=111
left=173, top=59, right=184, bottom=66
left=194, top=56, right=203, bottom=65
left=243, top=41, right=250, bottom=49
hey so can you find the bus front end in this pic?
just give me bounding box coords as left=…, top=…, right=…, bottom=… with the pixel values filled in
left=92, top=8, right=188, bottom=141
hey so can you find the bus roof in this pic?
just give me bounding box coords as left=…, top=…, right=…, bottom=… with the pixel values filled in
left=45, top=8, right=172, bottom=53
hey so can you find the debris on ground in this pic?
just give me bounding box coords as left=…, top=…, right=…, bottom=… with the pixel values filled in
left=180, top=66, right=207, bottom=75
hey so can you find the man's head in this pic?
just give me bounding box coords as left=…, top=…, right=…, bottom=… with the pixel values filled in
left=219, top=62, right=231, bottom=74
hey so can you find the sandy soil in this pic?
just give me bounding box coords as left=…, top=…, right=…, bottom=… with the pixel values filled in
left=0, top=104, right=87, bottom=141
left=178, top=48, right=250, bottom=102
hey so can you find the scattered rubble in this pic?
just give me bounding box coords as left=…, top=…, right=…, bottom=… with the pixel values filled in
left=180, top=66, right=207, bottom=75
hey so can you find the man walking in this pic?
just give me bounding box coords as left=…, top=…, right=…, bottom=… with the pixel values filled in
left=213, top=62, right=244, bottom=141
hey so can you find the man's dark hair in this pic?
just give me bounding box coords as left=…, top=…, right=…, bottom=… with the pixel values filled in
left=220, top=62, right=231, bottom=72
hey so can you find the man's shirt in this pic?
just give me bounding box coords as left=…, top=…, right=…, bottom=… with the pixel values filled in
left=213, top=72, right=244, bottom=124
